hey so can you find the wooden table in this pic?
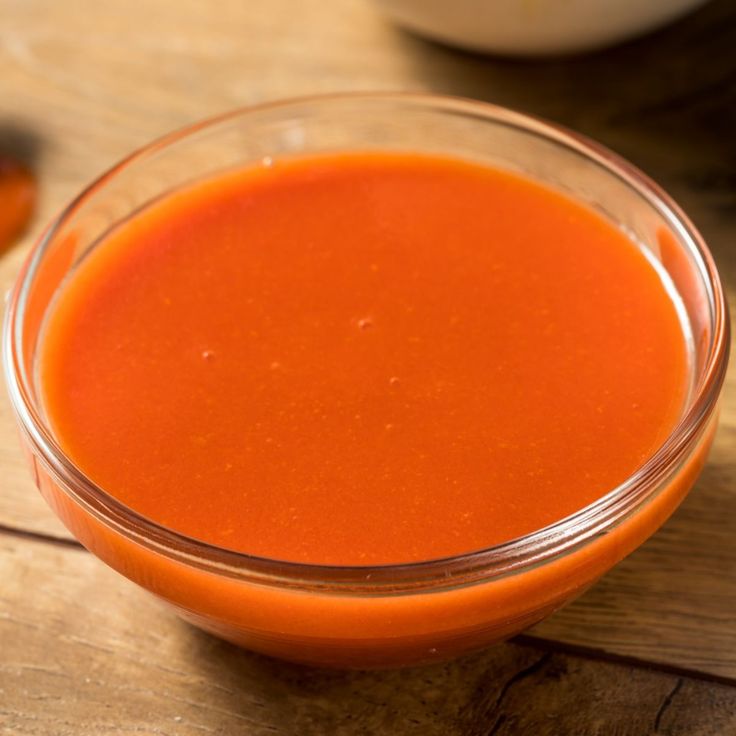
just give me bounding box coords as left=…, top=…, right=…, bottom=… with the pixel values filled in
left=2, top=1, right=735, bottom=733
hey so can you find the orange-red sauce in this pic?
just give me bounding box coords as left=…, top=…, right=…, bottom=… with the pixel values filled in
left=0, top=156, right=35, bottom=250
left=39, top=152, right=689, bottom=565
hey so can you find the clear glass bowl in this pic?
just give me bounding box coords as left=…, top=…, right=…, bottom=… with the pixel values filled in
left=3, top=93, right=729, bottom=668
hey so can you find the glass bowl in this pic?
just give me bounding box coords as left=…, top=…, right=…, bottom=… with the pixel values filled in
left=3, top=93, right=729, bottom=668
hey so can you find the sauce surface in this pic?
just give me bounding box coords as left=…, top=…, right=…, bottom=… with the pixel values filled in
left=39, top=153, right=689, bottom=565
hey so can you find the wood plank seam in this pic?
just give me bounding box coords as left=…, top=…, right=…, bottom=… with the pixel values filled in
left=0, top=521, right=83, bottom=549
left=516, top=634, right=736, bottom=689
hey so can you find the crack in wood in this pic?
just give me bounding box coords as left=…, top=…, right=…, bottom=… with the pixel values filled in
left=460, top=652, right=552, bottom=736
left=654, top=677, right=684, bottom=732
left=485, top=653, right=552, bottom=736
left=487, top=713, right=507, bottom=736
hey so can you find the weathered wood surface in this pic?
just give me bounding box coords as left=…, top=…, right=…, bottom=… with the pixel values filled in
left=2, top=534, right=736, bottom=736
left=1, top=0, right=735, bottom=731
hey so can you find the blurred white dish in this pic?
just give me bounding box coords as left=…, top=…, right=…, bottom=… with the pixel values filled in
left=372, top=0, right=710, bottom=56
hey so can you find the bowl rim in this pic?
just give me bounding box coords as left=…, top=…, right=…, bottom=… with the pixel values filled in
left=3, top=91, right=730, bottom=592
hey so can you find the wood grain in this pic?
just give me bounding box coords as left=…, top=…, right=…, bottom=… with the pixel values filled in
left=2, top=534, right=736, bottom=736
left=0, top=0, right=735, bottom=711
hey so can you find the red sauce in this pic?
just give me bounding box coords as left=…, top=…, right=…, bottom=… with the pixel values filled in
left=0, top=156, right=35, bottom=250
left=39, top=152, right=689, bottom=565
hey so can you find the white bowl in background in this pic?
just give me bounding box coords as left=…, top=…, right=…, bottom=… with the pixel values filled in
left=372, top=0, right=710, bottom=56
